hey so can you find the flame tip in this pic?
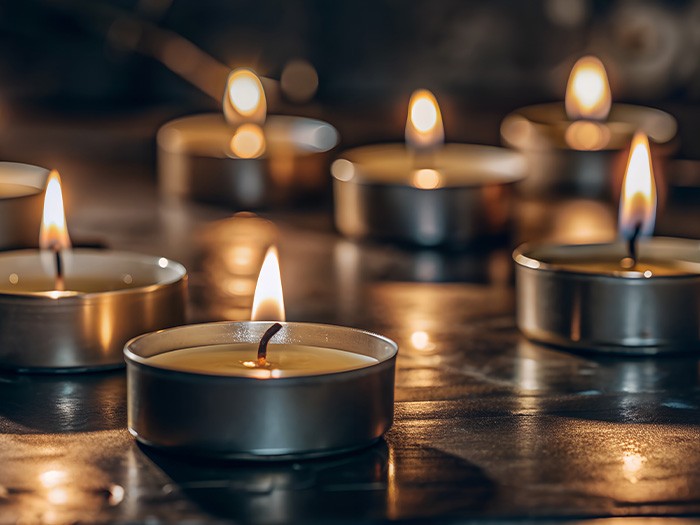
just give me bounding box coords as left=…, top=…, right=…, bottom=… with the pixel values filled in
left=251, top=246, right=285, bottom=322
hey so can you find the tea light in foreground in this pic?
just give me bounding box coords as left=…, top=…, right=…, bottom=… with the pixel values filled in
left=333, top=89, right=525, bottom=247
left=515, top=132, right=700, bottom=354
left=158, top=68, right=339, bottom=208
left=0, top=162, right=48, bottom=249
left=501, top=55, right=677, bottom=198
left=125, top=247, right=397, bottom=459
left=0, top=171, right=187, bottom=371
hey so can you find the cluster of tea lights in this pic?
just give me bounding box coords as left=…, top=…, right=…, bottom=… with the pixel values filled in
left=0, top=53, right=695, bottom=460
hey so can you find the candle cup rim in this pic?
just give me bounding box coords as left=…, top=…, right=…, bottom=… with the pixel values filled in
left=0, top=161, right=49, bottom=199
left=0, top=248, right=187, bottom=299
left=124, top=320, right=399, bottom=380
left=513, top=237, right=700, bottom=279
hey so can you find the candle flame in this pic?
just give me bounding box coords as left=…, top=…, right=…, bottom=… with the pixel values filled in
left=251, top=247, right=285, bottom=321
left=39, top=170, right=71, bottom=250
left=619, top=132, right=656, bottom=238
left=405, top=89, right=444, bottom=150
left=224, top=68, right=267, bottom=126
left=565, top=56, right=612, bottom=121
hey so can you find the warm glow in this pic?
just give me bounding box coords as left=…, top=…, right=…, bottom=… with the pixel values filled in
left=565, top=56, right=612, bottom=121
left=564, top=120, right=611, bottom=151
left=224, top=68, right=267, bottom=125
left=39, top=170, right=71, bottom=250
left=405, top=89, right=444, bottom=149
left=412, top=168, right=442, bottom=189
left=230, top=123, right=266, bottom=158
left=251, top=247, right=285, bottom=321
left=619, top=132, right=656, bottom=238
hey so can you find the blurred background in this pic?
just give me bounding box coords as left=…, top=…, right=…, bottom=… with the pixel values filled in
left=1, top=0, right=700, bottom=161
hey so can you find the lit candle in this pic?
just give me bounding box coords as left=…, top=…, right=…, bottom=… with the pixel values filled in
left=502, top=55, right=677, bottom=198
left=125, top=246, right=397, bottom=459
left=0, top=170, right=187, bottom=371
left=514, top=132, right=700, bottom=354
left=0, top=162, right=48, bottom=249
left=158, top=68, right=339, bottom=208
left=333, top=89, right=525, bottom=247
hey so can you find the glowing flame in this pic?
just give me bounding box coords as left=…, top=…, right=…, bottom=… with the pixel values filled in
left=224, top=68, right=267, bottom=125
left=405, top=89, right=444, bottom=150
left=230, top=123, right=266, bottom=158
left=565, top=56, right=612, bottom=121
left=251, top=247, right=285, bottom=321
left=40, top=170, right=71, bottom=250
left=619, top=132, right=656, bottom=238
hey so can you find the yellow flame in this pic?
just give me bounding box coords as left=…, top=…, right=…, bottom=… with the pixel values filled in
left=230, top=123, right=266, bottom=158
left=224, top=68, right=267, bottom=125
left=405, top=89, right=444, bottom=149
left=565, top=56, right=612, bottom=121
left=619, top=132, right=656, bottom=238
left=39, top=170, right=71, bottom=250
left=251, top=247, right=285, bottom=321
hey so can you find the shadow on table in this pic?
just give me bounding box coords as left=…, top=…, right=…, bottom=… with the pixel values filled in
left=0, top=370, right=126, bottom=433
left=141, top=440, right=494, bottom=523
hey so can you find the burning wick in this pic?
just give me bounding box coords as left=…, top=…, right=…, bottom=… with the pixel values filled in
left=257, top=322, right=283, bottom=367
left=53, top=247, right=65, bottom=292
left=621, top=222, right=642, bottom=270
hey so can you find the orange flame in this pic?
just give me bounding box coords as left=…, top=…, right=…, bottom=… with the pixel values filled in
left=224, top=68, right=267, bottom=126
left=619, top=132, right=656, bottom=238
left=405, top=89, right=444, bottom=150
left=565, top=56, right=612, bottom=121
left=39, top=170, right=71, bottom=250
left=251, top=247, right=285, bottom=321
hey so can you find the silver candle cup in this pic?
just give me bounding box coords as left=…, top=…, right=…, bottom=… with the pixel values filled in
left=125, top=321, right=398, bottom=460
left=332, top=144, right=525, bottom=247
left=514, top=238, right=700, bottom=355
left=158, top=114, right=339, bottom=208
left=0, top=249, right=187, bottom=372
left=501, top=103, right=677, bottom=199
left=0, top=162, right=48, bottom=249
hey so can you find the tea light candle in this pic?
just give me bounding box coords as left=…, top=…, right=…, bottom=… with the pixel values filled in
left=0, top=171, right=187, bottom=372
left=158, top=68, right=339, bottom=208
left=514, top=133, right=700, bottom=354
left=501, top=56, right=677, bottom=198
left=125, top=247, right=398, bottom=459
left=333, top=89, right=525, bottom=247
left=0, top=162, right=48, bottom=249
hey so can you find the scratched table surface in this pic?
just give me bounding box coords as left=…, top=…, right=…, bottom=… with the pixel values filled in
left=2, top=115, right=700, bottom=525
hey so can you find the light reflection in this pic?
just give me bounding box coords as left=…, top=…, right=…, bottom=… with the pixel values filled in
left=412, top=169, right=442, bottom=190
left=622, top=449, right=647, bottom=484
left=230, top=123, right=266, bottom=159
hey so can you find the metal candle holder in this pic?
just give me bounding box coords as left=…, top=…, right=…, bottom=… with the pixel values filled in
left=125, top=321, right=398, bottom=460
left=0, top=249, right=187, bottom=372
left=514, top=238, right=700, bottom=354
left=158, top=114, right=339, bottom=208
left=0, top=162, right=48, bottom=249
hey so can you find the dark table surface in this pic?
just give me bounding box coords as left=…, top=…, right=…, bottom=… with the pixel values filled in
left=2, top=113, right=700, bottom=525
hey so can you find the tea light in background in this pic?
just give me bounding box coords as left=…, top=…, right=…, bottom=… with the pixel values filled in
left=0, top=162, right=48, bottom=250
left=501, top=55, right=677, bottom=199
left=515, top=132, right=700, bottom=354
left=333, top=89, right=525, bottom=247
left=0, top=170, right=187, bottom=372
left=158, top=68, right=339, bottom=209
left=126, top=247, right=397, bottom=459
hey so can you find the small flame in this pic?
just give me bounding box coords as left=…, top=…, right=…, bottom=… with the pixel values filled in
left=565, top=56, right=612, bottom=121
left=224, top=68, right=267, bottom=126
left=40, top=170, right=71, bottom=250
left=405, top=89, right=444, bottom=150
left=251, top=247, right=285, bottom=321
left=619, top=132, right=656, bottom=238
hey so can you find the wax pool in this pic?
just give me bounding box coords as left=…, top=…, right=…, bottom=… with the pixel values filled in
left=147, top=343, right=379, bottom=378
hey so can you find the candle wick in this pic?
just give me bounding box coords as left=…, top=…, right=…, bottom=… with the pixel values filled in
left=626, top=222, right=642, bottom=269
left=257, top=322, right=282, bottom=367
left=53, top=247, right=65, bottom=292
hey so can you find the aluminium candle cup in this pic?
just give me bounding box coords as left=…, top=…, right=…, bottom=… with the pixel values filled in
left=124, top=321, right=398, bottom=460
left=332, top=144, right=526, bottom=248
left=514, top=238, right=700, bottom=355
left=0, top=249, right=187, bottom=372
left=0, top=162, right=48, bottom=249
left=501, top=103, right=677, bottom=199
left=158, top=114, right=339, bottom=208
